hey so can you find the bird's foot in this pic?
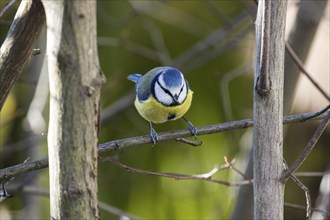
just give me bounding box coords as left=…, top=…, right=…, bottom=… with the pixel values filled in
left=150, top=122, right=159, bottom=145
left=183, top=117, right=197, bottom=138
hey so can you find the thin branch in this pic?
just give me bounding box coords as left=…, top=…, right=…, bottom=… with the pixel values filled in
left=0, top=157, right=48, bottom=182
left=285, top=42, right=330, bottom=101
left=200, top=0, right=231, bottom=23
left=283, top=160, right=311, bottom=219
left=100, top=91, right=135, bottom=125
left=175, top=138, right=203, bottom=146
left=98, top=201, right=142, bottom=220
left=280, top=109, right=330, bottom=182
left=284, top=203, right=329, bottom=219
left=0, top=0, right=17, bottom=18
left=141, top=18, right=173, bottom=66
left=100, top=157, right=250, bottom=187
left=173, top=10, right=248, bottom=68
left=0, top=108, right=329, bottom=182
left=99, top=106, right=329, bottom=153
left=224, top=156, right=252, bottom=183
left=0, top=0, right=45, bottom=110
left=97, top=36, right=164, bottom=63
left=294, top=172, right=327, bottom=177
left=5, top=184, right=143, bottom=220
left=0, top=135, right=43, bottom=158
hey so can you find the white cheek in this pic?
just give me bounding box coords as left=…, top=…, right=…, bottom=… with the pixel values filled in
left=154, top=83, right=173, bottom=105
left=178, top=83, right=187, bottom=103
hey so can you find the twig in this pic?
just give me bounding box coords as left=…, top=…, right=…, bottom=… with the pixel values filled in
left=0, top=108, right=329, bottom=182
left=0, top=0, right=17, bottom=18
left=141, top=18, right=173, bottom=66
left=283, top=160, right=311, bottom=219
left=298, top=104, right=330, bottom=122
left=173, top=10, right=248, bottom=68
left=175, top=138, right=203, bottom=146
left=200, top=1, right=231, bottom=23
left=98, top=201, right=142, bottom=220
left=224, top=156, right=252, bottom=184
left=97, top=36, right=164, bottom=63
left=285, top=42, right=330, bottom=101
left=284, top=203, right=329, bottom=219
left=280, top=109, right=330, bottom=182
left=100, top=157, right=250, bottom=187
left=6, top=184, right=143, bottom=220
left=0, top=157, right=48, bottom=182
left=294, top=172, right=327, bottom=177
left=100, top=91, right=135, bottom=124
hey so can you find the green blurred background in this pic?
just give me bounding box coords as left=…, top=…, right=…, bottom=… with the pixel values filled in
left=0, top=1, right=329, bottom=219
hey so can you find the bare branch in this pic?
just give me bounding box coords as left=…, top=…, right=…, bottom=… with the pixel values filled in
left=97, top=36, right=164, bottom=63
left=0, top=0, right=45, bottom=110
left=173, top=10, right=248, bottom=69
left=100, top=91, right=135, bottom=125
left=280, top=109, right=330, bottom=182
left=0, top=0, right=17, bottom=18
left=175, top=138, right=203, bottom=146
left=285, top=42, right=330, bottom=101
left=5, top=184, right=143, bottom=220
left=284, top=203, right=329, bottom=219
left=98, top=201, right=142, bottom=220
left=0, top=110, right=330, bottom=181
left=0, top=157, right=48, bottom=182
left=294, top=172, right=327, bottom=177
left=99, top=107, right=329, bottom=153
left=224, top=156, right=252, bottom=183
left=100, top=157, right=250, bottom=187
left=0, top=108, right=328, bottom=182
left=283, top=160, right=311, bottom=219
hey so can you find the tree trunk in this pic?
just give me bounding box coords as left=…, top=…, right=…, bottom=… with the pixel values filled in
left=253, top=0, right=287, bottom=219
left=42, top=0, right=104, bottom=219
left=232, top=1, right=327, bottom=219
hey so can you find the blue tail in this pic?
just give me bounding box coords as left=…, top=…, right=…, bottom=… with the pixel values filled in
left=127, top=74, right=142, bottom=83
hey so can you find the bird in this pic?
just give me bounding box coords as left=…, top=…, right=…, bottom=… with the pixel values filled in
left=128, top=66, right=197, bottom=144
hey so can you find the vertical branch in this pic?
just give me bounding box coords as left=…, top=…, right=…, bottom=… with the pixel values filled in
left=42, top=0, right=104, bottom=219
left=253, top=0, right=287, bottom=219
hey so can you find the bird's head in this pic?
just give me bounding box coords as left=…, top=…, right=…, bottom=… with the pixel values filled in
left=152, top=67, right=189, bottom=106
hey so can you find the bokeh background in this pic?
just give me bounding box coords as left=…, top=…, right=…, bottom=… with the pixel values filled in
left=0, top=1, right=329, bottom=219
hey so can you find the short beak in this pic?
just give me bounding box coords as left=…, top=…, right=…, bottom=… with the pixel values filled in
left=173, top=94, right=179, bottom=102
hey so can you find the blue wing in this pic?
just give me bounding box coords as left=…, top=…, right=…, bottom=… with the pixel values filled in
left=128, top=67, right=169, bottom=101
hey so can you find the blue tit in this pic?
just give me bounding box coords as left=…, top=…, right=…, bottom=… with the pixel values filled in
left=128, top=66, right=197, bottom=144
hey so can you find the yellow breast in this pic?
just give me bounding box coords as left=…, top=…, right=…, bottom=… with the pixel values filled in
left=134, top=90, right=193, bottom=124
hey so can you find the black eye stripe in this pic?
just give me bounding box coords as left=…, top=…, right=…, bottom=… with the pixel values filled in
left=155, top=79, right=187, bottom=106
left=179, top=84, right=184, bottom=95
left=158, top=79, right=185, bottom=96
left=156, top=79, right=174, bottom=98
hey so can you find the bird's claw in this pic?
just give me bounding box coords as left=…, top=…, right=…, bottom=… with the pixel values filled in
left=150, top=122, right=159, bottom=145
left=183, top=117, right=197, bottom=138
